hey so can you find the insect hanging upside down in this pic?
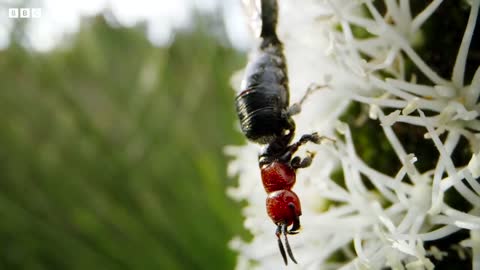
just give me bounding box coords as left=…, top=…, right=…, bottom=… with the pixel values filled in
left=235, top=0, right=330, bottom=265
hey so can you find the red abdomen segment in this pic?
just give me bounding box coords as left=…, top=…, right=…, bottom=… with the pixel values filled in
left=266, top=190, right=302, bottom=225
left=261, top=162, right=296, bottom=193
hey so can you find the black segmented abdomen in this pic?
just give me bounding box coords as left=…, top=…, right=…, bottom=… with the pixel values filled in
left=235, top=45, right=292, bottom=144
left=235, top=0, right=293, bottom=145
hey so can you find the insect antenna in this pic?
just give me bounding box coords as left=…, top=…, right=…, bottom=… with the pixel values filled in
left=282, top=223, right=298, bottom=264
left=288, top=202, right=301, bottom=233
left=276, top=224, right=288, bottom=265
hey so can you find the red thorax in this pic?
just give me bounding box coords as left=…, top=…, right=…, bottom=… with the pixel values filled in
left=261, top=161, right=302, bottom=225
left=260, top=161, right=296, bottom=193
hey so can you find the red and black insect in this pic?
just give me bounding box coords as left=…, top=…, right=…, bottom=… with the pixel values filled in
left=235, top=0, right=325, bottom=265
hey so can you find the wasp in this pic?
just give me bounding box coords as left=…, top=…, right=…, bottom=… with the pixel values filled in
left=235, top=0, right=327, bottom=265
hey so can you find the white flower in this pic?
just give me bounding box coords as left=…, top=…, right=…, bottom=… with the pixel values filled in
left=227, top=0, right=480, bottom=269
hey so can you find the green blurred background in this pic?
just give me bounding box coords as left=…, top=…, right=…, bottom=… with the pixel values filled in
left=0, top=11, right=246, bottom=270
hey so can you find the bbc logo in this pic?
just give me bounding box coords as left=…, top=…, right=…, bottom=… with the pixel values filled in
left=8, top=8, right=42, bottom=18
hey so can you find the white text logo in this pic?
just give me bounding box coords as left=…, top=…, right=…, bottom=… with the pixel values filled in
left=8, top=8, right=42, bottom=18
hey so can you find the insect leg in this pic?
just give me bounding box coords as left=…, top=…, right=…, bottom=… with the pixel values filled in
left=281, top=132, right=321, bottom=160
left=290, top=151, right=316, bottom=169
left=287, top=83, right=327, bottom=116
left=291, top=132, right=336, bottom=152
left=280, top=132, right=334, bottom=164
